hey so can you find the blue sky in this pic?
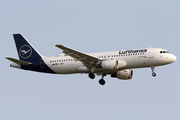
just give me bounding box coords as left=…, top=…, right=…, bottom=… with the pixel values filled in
left=0, top=0, right=179, bottom=120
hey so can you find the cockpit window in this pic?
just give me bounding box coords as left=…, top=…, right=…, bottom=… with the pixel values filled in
left=160, top=51, right=169, bottom=54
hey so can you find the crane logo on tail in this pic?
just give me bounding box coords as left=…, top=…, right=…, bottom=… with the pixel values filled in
left=19, top=45, right=32, bottom=59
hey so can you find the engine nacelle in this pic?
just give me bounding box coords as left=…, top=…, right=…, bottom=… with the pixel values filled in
left=111, top=69, right=133, bottom=80
left=101, top=59, right=127, bottom=70
left=101, top=59, right=118, bottom=70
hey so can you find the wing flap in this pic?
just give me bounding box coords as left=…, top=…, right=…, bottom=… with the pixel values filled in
left=6, top=57, right=32, bottom=65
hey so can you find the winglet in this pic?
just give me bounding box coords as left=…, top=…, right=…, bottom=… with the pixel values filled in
left=51, top=43, right=56, bottom=47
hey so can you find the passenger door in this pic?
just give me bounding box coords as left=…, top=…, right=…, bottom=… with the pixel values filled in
left=148, top=48, right=154, bottom=58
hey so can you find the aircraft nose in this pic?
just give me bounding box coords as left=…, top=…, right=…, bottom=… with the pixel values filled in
left=171, top=54, right=177, bottom=62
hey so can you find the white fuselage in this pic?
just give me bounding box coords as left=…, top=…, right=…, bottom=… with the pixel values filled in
left=42, top=48, right=176, bottom=74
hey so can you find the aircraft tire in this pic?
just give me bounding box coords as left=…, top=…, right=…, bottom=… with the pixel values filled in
left=89, top=73, right=95, bottom=79
left=99, top=79, right=105, bottom=85
left=152, top=72, right=156, bottom=77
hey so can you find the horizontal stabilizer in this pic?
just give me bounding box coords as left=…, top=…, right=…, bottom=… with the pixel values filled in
left=5, top=57, right=32, bottom=65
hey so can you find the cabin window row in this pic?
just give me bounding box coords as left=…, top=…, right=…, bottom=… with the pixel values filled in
left=97, top=53, right=144, bottom=58
left=50, top=59, right=75, bottom=63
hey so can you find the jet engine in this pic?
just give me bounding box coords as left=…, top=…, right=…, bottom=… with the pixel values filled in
left=111, top=69, right=133, bottom=80
left=101, top=59, right=127, bottom=70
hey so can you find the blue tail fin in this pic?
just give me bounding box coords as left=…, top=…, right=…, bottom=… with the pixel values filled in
left=13, top=34, right=42, bottom=62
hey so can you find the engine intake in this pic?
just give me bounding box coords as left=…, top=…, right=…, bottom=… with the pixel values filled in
left=111, top=69, right=133, bottom=80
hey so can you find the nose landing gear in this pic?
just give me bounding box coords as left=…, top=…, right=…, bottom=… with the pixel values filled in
left=152, top=72, right=156, bottom=77
left=151, top=66, right=156, bottom=77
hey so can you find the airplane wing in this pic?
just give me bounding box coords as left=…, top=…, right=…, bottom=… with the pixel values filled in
left=55, top=45, right=100, bottom=69
left=6, top=57, right=32, bottom=65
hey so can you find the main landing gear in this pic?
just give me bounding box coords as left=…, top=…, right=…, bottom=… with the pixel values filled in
left=99, top=79, right=105, bottom=85
left=99, top=74, right=107, bottom=85
left=151, top=66, right=156, bottom=77
left=89, top=67, right=96, bottom=79
left=89, top=72, right=95, bottom=79
left=88, top=73, right=107, bottom=85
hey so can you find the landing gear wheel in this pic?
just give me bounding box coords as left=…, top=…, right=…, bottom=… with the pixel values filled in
left=89, top=73, right=95, bottom=79
left=151, top=66, right=156, bottom=77
left=152, top=72, right=156, bottom=77
left=99, top=79, right=105, bottom=85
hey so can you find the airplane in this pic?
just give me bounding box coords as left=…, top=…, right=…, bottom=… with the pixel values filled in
left=6, top=34, right=177, bottom=85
